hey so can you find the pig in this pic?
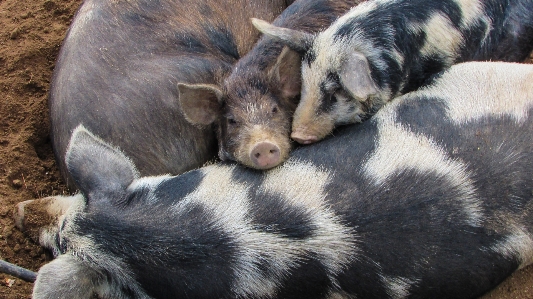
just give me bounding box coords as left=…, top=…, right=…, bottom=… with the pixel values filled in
left=16, top=61, right=533, bottom=298
left=253, top=0, right=533, bottom=144
left=49, top=0, right=293, bottom=188
left=177, top=0, right=361, bottom=170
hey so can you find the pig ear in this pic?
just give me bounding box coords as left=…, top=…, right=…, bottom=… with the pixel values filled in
left=177, top=83, right=223, bottom=126
left=251, top=18, right=313, bottom=53
left=339, top=52, right=379, bottom=101
left=33, top=255, right=102, bottom=298
left=65, top=125, right=139, bottom=200
left=268, top=46, right=302, bottom=99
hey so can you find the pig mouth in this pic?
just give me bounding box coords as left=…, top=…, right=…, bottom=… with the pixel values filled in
left=291, top=130, right=318, bottom=144
left=291, top=120, right=334, bottom=144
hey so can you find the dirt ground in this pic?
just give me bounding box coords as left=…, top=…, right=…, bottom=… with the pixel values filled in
left=0, top=0, right=532, bottom=298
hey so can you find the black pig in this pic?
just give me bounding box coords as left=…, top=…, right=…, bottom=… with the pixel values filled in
left=17, top=62, right=533, bottom=298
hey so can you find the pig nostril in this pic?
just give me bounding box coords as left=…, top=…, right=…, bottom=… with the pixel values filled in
left=250, top=141, right=281, bottom=169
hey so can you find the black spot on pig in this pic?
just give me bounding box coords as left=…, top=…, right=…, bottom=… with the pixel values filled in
left=154, top=170, right=205, bottom=203
left=230, top=164, right=265, bottom=186
left=401, top=55, right=448, bottom=94
left=336, top=167, right=518, bottom=299
left=396, top=98, right=533, bottom=217
left=76, top=202, right=238, bottom=299
left=274, top=256, right=331, bottom=299
left=248, top=191, right=316, bottom=240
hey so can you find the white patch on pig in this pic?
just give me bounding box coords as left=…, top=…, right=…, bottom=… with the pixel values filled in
left=171, top=164, right=296, bottom=298
left=326, top=290, right=356, bottom=299
left=128, top=175, right=172, bottom=190
left=262, top=160, right=358, bottom=287
left=409, top=13, right=463, bottom=65
left=489, top=228, right=533, bottom=269
left=171, top=162, right=356, bottom=297
left=362, top=112, right=483, bottom=226
left=127, top=175, right=173, bottom=203
left=381, top=275, right=419, bottom=299
left=416, top=62, right=533, bottom=124
left=454, top=0, right=489, bottom=30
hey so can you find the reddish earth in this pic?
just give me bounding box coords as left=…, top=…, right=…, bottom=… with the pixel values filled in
left=0, top=0, right=532, bottom=298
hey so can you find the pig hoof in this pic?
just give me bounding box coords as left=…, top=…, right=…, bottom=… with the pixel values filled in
left=250, top=141, right=281, bottom=169
left=13, top=200, right=34, bottom=231
left=291, top=131, right=318, bottom=145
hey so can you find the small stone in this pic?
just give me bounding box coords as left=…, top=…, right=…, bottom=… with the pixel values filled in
left=4, top=278, right=15, bottom=287
left=43, top=0, right=56, bottom=11
left=2, top=226, right=13, bottom=238
left=12, top=179, right=23, bottom=188
left=9, top=28, right=21, bottom=40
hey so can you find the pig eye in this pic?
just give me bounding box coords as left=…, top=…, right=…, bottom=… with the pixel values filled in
left=227, top=117, right=237, bottom=125
left=326, top=72, right=341, bottom=90
left=327, top=93, right=338, bottom=105
left=272, top=106, right=278, bottom=113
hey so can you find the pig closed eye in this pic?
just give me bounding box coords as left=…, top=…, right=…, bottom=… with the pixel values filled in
left=227, top=118, right=237, bottom=125
left=328, top=93, right=338, bottom=104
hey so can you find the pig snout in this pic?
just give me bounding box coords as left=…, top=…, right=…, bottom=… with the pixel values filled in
left=291, top=128, right=318, bottom=145
left=250, top=141, right=281, bottom=169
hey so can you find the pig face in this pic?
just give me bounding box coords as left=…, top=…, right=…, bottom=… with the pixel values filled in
left=294, top=49, right=380, bottom=144
left=14, top=195, right=83, bottom=258
left=15, top=125, right=140, bottom=259
left=252, top=18, right=382, bottom=145
left=178, top=47, right=302, bottom=170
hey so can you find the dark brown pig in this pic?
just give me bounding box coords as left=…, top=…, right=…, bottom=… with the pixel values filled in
left=50, top=0, right=292, bottom=188
left=178, top=0, right=362, bottom=170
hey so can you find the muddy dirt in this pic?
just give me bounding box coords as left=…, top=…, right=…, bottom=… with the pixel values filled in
left=0, top=0, right=532, bottom=298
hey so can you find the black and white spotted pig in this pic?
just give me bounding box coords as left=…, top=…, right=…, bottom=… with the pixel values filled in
left=254, top=0, right=533, bottom=144
left=178, top=0, right=360, bottom=170
left=17, top=62, right=533, bottom=298
left=49, top=0, right=292, bottom=188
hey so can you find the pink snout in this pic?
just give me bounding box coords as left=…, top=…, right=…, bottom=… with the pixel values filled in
left=291, top=130, right=318, bottom=145
left=250, top=141, right=281, bottom=169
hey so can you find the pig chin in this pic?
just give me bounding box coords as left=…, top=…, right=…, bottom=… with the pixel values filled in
left=234, top=126, right=291, bottom=170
